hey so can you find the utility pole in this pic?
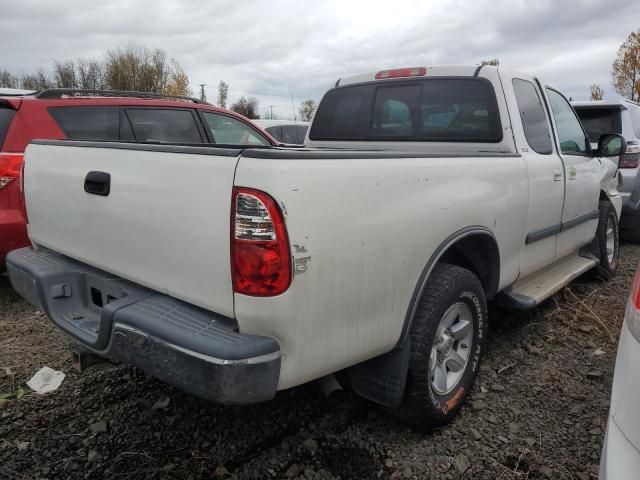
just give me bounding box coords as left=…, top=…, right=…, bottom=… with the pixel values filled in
left=268, top=105, right=275, bottom=119
left=199, top=83, right=206, bottom=102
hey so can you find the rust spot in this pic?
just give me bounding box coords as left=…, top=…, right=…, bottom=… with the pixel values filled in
left=442, top=387, right=465, bottom=415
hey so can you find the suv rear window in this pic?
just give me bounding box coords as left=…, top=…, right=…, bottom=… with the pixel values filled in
left=49, top=106, right=120, bottom=141
left=310, top=78, right=502, bottom=142
left=126, top=108, right=203, bottom=143
left=0, top=107, right=16, bottom=148
left=574, top=107, right=622, bottom=143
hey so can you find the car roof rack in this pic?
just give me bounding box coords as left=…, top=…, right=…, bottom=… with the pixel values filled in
left=33, top=88, right=209, bottom=104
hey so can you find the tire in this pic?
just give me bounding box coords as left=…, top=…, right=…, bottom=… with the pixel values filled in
left=393, top=263, right=487, bottom=427
left=592, top=200, right=620, bottom=278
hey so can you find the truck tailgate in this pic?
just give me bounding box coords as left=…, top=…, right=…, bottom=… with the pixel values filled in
left=23, top=141, right=238, bottom=317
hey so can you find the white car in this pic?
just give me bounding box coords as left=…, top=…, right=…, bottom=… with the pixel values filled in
left=253, top=119, right=309, bottom=144
left=7, top=65, right=626, bottom=427
left=600, top=265, right=640, bottom=478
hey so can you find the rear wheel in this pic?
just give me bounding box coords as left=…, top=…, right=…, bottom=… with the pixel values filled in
left=592, top=200, right=619, bottom=278
left=393, top=263, right=487, bottom=427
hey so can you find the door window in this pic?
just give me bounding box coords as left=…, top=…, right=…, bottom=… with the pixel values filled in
left=126, top=108, right=203, bottom=143
left=512, top=79, right=553, bottom=154
left=49, top=106, right=120, bottom=141
left=201, top=112, right=269, bottom=145
left=546, top=89, right=590, bottom=155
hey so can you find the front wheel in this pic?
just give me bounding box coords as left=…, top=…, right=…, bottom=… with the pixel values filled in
left=393, top=263, right=487, bottom=427
left=592, top=200, right=619, bottom=278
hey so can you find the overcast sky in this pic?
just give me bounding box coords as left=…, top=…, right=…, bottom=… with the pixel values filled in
left=2, top=0, right=638, bottom=119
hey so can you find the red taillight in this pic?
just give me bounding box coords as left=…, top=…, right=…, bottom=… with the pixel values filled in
left=231, top=187, right=291, bottom=296
left=0, top=152, right=24, bottom=190
left=375, top=67, right=427, bottom=80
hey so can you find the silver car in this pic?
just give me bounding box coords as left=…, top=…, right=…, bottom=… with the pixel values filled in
left=573, top=99, right=640, bottom=241
left=600, top=263, right=640, bottom=478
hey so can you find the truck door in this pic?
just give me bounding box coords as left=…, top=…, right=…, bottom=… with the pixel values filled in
left=507, top=76, right=564, bottom=277
left=544, top=87, right=601, bottom=258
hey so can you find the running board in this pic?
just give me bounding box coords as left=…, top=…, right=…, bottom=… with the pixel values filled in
left=499, top=254, right=597, bottom=310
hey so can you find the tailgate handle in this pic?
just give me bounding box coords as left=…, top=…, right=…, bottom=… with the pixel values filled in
left=84, top=171, right=110, bottom=196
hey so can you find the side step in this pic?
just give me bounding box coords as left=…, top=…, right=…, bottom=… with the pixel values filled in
left=499, top=254, right=596, bottom=310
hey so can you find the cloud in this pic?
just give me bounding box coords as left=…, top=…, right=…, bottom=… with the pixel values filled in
left=2, top=0, right=637, bottom=117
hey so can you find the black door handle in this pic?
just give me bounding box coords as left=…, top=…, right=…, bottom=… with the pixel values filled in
left=84, top=171, right=111, bottom=196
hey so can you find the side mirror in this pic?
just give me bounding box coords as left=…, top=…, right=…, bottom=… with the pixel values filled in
left=597, top=133, right=626, bottom=157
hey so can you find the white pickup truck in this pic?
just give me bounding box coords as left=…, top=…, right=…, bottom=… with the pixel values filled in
left=8, top=65, right=626, bottom=426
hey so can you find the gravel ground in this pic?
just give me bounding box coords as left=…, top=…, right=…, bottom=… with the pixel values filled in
left=1, top=244, right=638, bottom=480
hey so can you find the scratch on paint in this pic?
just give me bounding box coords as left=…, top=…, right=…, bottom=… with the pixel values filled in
left=294, top=256, right=311, bottom=274
left=292, top=244, right=308, bottom=254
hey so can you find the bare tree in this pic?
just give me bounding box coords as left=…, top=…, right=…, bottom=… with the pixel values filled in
left=230, top=96, right=260, bottom=119
left=217, top=81, right=229, bottom=108
left=298, top=99, right=317, bottom=122
left=0, top=69, right=20, bottom=88
left=21, top=68, right=52, bottom=90
left=53, top=60, right=79, bottom=88
left=590, top=84, right=605, bottom=100
left=76, top=58, right=106, bottom=89
left=480, top=58, right=500, bottom=66
left=612, top=30, right=640, bottom=101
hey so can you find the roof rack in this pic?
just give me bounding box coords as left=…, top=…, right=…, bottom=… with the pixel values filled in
left=34, top=88, right=209, bottom=104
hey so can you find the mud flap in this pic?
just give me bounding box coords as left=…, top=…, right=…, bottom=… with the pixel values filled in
left=348, top=340, right=410, bottom=408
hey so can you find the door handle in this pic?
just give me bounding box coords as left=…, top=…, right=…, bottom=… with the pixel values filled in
left=84, top=171, right=111, bottom=196
left=553, top=169, right=563, bottom=182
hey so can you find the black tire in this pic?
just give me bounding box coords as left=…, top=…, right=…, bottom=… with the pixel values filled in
left=393, top=263, right=487, bottom=427
left=592, top=200, right=619, bottom=278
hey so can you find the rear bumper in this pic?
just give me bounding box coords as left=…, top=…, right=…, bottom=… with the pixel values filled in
left=6, top=247, right=281, bottom=404
left=0, top=208, right=29, bottom=269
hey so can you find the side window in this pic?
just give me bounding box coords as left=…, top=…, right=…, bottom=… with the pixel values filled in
left=512, top=79, right=553, bottom=154
left=201, top=112, right=269, bottom=145
left=545, top=89, right=590, bottom=155
left=49, top=106, right=120, bottom=141
left=371, top=85, right=420, bottom=137
left=126, top=108, right=203, bottom=143
left=0, top=107, right=16, bottom=148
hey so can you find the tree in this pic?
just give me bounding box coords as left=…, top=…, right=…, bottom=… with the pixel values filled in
left=76, top=58, right=106, bottom=89
left=612, top=30, right=640, bottom=102
left=480, top=58, right=500, bottom=66
left=0, top=69, right=19, bottom=88
left=163, top=59, right=192, bottom=96
left=21, top=68, right=52, bottom=90
left=298, top=99, right=317, bottom=121
left=217, top=81, right=229, bottom=108
left=53, top=60, right=79, bottom=88
left=105, top=44, right=171, bottom=92
left=230, top=96, right=260, bottom=119
left=590, top=83, right=605, bottom=100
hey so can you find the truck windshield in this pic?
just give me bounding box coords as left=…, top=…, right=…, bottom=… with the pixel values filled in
left=310, top=78, right=502, bottom=142
left=574, top=107, right=622, bottom=143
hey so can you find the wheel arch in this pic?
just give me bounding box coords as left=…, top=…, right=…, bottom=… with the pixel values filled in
left=396, top=226, right=500, bottom=348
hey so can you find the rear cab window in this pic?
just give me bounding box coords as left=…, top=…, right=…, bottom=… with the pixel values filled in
left=310, top=78, right=502, bottom=142
left=574, top=107, right=622, bottom=143
left=0, top=106, right=16, bottom=149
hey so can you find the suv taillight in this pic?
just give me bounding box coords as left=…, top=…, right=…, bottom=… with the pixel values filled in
left=619, top=142, right=640, bottom=168
left=0, top=152, right=23, bottom=190
left=231, top=187, right=291, bottom=296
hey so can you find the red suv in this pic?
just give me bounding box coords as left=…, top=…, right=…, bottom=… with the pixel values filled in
left=0, top=89, right=277, bottom=269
